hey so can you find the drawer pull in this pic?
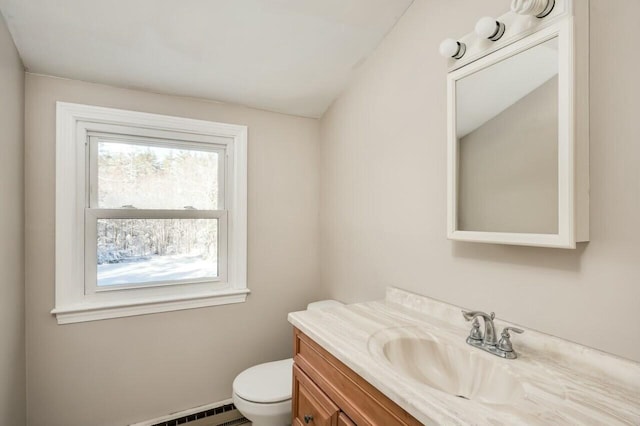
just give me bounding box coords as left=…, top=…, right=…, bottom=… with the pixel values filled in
left=304, top=414, right=314, bottom=424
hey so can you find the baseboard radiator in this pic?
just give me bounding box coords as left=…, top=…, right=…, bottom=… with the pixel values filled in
left=131, top=400, right=249, bottom=426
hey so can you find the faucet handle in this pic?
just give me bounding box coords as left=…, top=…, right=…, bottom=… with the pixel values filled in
left=468, top=318, right=483, bottom=341
left=498, top=327, right=524, bottom=352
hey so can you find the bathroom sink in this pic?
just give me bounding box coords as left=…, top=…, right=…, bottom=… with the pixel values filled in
left=369, top=328, right=525, bottom=404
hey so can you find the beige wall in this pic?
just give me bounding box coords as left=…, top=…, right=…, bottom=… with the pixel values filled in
left=25, top=74, right=320, bottom=426
left=0, top=12, right=25, bottom=426
left=320, top=0, right=640, bottom=362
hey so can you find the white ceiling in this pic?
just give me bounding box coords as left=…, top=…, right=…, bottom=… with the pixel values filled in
left=0, top=0, right=413, bottom=118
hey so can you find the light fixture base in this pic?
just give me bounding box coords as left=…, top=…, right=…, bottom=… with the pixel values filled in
left=453, top=42, right=466, bottom=59
left=536, top=0, right=556, bottom=18
left=489, top=21, right=506, bottom=41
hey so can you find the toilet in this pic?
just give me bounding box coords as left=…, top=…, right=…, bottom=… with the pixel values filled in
left=232, top=300, right=343, bottom=426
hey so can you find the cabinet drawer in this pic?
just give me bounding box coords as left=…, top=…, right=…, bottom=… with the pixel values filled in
left=293, top=364, right=339, bottom=426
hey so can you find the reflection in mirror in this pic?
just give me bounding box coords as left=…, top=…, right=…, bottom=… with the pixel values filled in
left=456, top=37, right=559, bottom=234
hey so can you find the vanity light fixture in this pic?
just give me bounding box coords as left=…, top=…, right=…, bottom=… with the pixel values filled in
left=511, top=0, right=556, bottom=18
left=475, top=17, right=506, bottom=41
left=439, top=38, right=466, bottom=59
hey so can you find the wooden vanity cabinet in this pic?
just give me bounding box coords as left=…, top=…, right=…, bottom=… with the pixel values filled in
left=292, top=327, right=421, bottom=426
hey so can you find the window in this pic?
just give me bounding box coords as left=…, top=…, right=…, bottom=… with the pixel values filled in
left=53, top=103, right=248, bottom=324
left=87, top=136, right=226, bottom=291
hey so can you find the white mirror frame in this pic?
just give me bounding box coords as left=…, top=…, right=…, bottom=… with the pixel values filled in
left=447, top=19, right=588, bottom=249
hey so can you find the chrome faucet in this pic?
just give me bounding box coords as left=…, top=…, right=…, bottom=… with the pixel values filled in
left=462, top=310, right=523, bottom=359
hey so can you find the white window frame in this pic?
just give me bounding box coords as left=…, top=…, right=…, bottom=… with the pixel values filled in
left=53, top=102, right=248, bottom=324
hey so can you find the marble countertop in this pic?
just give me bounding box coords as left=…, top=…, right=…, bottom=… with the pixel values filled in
left=288, top=288, right=640, bottom=425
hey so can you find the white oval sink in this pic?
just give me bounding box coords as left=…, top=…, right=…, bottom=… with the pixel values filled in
left=369, top=328, right=525, bottom=405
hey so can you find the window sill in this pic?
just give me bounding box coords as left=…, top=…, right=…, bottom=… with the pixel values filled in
left=51, top=289, right=250, bottom=324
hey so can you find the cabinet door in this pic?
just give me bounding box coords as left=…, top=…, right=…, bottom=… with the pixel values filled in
left=293, top=364, right=339, bottom=426
left=338, top=413, right=356, bottom=426
left=294, top=329, right=422, bottom=426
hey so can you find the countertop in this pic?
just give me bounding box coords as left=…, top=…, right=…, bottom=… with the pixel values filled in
left=287, top=288, right=640, bottom=425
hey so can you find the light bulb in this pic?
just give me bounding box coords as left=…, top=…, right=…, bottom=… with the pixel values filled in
left=475, top=17, right=505, bottom=41
left=439, top=38, right=466, bottom=59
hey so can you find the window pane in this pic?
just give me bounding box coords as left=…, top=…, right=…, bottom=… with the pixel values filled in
left=97, top=141, right=220, bottom=209
left=97, top=218, right=218, bottom=287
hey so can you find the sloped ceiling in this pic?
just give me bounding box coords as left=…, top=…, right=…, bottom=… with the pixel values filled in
left=0, top=0, right=413, bottom=117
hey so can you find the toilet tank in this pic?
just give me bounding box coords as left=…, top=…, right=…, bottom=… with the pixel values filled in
left=306, top=300, right=343, bottom=311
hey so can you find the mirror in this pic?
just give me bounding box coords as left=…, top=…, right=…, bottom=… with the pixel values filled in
left=456, top=38, right=559, bottom=234
left=446, top=21, right=588, bottom=248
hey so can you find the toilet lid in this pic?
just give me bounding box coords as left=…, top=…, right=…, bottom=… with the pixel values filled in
left=233, top=358, right=293, bottom=403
